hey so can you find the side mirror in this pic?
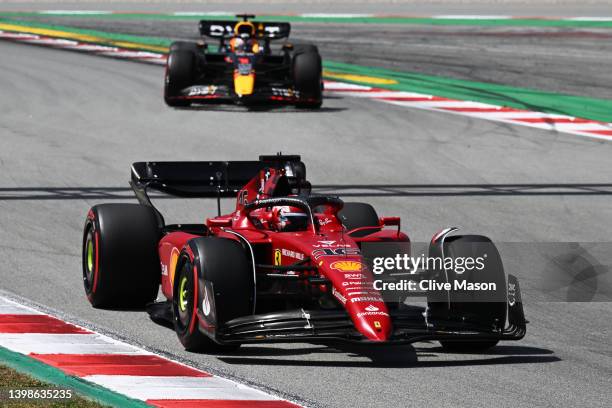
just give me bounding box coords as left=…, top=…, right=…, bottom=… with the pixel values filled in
left=207, top=218, right=232, bottom=228
left=380, top=217, right=400, bottom=227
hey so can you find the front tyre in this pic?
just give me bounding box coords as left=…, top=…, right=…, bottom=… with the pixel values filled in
left=338, top=202, right=380, bottom=237
left=293, top=49, right=322, bottom=109
left=164, top=48, right=196, bottom=107
left=428, top=235, right=507, bottom=352
left=172, top=237, right=253, bottom=352
left=172, top=252, right=215, bottom=351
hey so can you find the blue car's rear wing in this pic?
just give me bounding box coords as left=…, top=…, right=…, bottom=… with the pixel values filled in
left=199, top=20, right=291, bottom=39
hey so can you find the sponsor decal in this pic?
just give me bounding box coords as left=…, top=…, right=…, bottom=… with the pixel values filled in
left=237, top=61, right=252, bottom=75
left=312, top=239, right=343, bottom=248
left=344, top=273, right=367, bottom=280
left=264, top=25, right=281, bottom=35
left=209, top=24, right=234, bottom=36
left=271, top=87, right=299, bottom=98
left=350, top=296, right=384, bottom=303
left=342, top=280, right=370, bottom=286
left=202, top=286, right=211, bottom=316
left=281, top=248, right=304, bottom=260
left=187, top=85, right=218, bottom=96
left=169, top=248, right=180, bottom=284
left=332, top=288, right=347, bottom=305
left=374, top=321, right=382, bottom=329
left=331, top=260, right=364, bottom=272
left=508, top=282, right=516, bottom=306
left=274, top=249, right=282, bottom=266
left=238, top=190, right=248, bottom=205
left=313, top=247, right=361, bottom=259
left=319, top=218, right=333, bottom=226
left=357, top=311, right=389, bottom=318
left=356, top=305, right=389, bottom=318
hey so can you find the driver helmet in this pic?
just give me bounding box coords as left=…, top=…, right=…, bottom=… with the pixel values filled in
left=231, top=37, right=246, bottom=52
left=271, top=206, right=309, bottom=232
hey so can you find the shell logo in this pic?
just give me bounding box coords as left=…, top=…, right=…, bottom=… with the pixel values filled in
left=169, top=247, right=180, bottom=286
left=330, top=260, right=363, bottom=272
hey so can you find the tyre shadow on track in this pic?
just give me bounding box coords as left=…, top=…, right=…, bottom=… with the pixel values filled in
left=214, top=343, right=560, bottom=368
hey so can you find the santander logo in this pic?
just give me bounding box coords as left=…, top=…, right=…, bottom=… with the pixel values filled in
left=365, top=304, right=379, bottom=312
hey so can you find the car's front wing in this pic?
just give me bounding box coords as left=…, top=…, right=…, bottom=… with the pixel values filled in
left=214, top=275, right=527, bottom=345
left=167, top=84, right=316, bottom=105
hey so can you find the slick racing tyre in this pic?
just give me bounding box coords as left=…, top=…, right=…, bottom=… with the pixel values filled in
left=294, top=44, right=319, bottom=55
left=169, top=41, right=199, bottom=53
left=82, top=204, right=161, bottom=308
left=428, top=235, right=507, bottom=352
left=293, top=46, right=322, bottom=109
left=164, top=47, right=196, bottom=107
left=338, top=202, right=381, bottom=237
left=172, top=237, right=253, bottom=352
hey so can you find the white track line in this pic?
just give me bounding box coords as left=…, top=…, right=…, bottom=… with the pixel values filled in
left=0, top=30, right=168, bottom=65
left=324, top=81, right=612, bottom=142
left=86, top=375, right=283, bottom=401
left=0, top=333, right=150, bottom=355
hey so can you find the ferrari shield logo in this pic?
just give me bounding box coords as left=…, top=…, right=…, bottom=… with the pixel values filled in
left=274, top=249, right=282, bottom=266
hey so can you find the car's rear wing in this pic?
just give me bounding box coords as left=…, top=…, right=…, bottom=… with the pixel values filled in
left=199, top=20, right=291, bottom=39
left=130, top=155, right=304, bottom=226
left=131, top=161, right=265, bottom=198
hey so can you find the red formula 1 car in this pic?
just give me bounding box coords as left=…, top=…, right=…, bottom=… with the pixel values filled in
left=82, top=155, right=525, bottom=351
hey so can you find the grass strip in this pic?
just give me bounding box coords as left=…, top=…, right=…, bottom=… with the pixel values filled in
left=0, top=346, right=150, bottom=408
left=2, top=12, right=612, bottom=28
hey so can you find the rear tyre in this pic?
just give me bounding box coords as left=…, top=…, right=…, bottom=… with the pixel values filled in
left=173, top=237, right=253, bottom=352
left=293, top=48, right=322, bottom=109
left=294, top=44, right=319, bottom=55
left=338, top=202, right=380, bottom=237
left=428, top=235, right=506, bottom=352
left=164, top=48, right=196, bottom=107
left=82, top=204, right=160, bottom=309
